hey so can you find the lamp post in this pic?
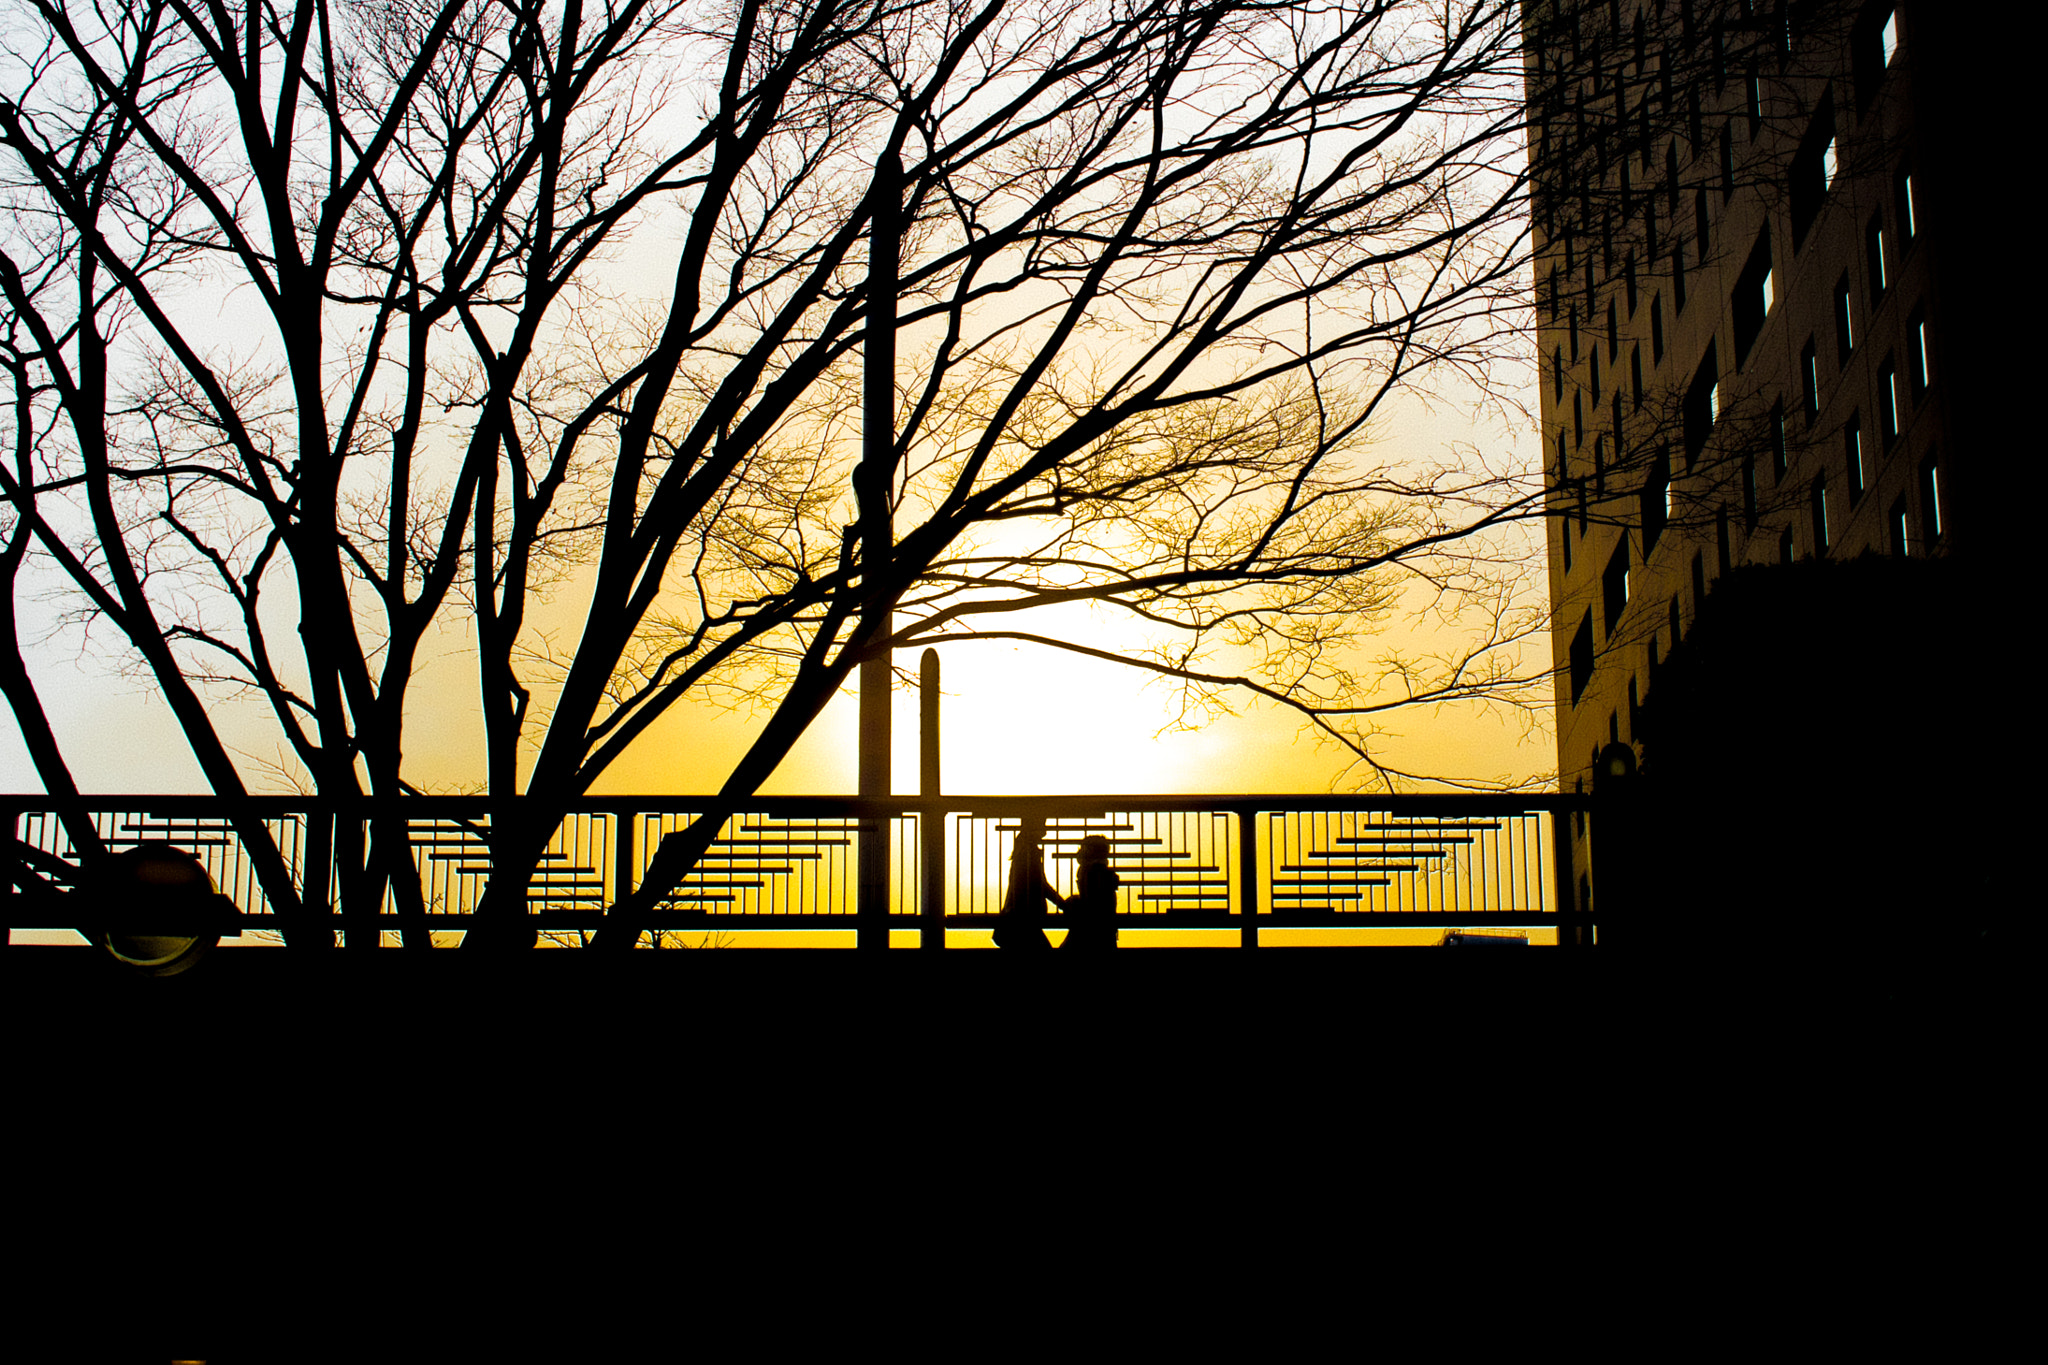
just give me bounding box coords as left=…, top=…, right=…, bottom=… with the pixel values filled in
left=856, top=153, right=901, bottom=950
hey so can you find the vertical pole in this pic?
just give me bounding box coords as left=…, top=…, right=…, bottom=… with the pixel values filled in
left=348, top=806, right=378, bottom=950
left=1591, top=743, right=1637, bottom=948
left=1238, top=807, right=1260, bottom=949
left=857, top=152, right=902, bottom=950
left=1, top=800, right=16, bottom=950
left=304, top=803, right=334, bottom=949
left=920, top=649, right=945, bottom=949
left=613, top=809, right=636, bottom=949
left=1552, top=799, right=1578, bottom=948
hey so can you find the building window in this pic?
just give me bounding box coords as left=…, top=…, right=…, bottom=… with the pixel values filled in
left=1603, top=540, right=1630, bottom=639
left=1625, top=253, right=1638, bottom=314
left=1562, top=517, right=1573, bottom=571
left=1746, top=64, right=1763, bottom=134
left=1607, top=300, right=1618, bottom=362
left=1690, top=551, right=1706, bottom=619
left=1685, top=344, right=1719, bottom=462
left=1834, top=274, right=1855, bottom=362
left=1867, top=213, right=1888, bottom=303
left=1569, top=307, right=1579, bottom=361
left=1771, top=401, right=1787, bottom=481
left=1590, top=349, right=1600, bottom=405
left=1733, top=227, right=1775, bottom=362
left=1651, top=295, right=1664, bottom=362
left=1812, top=476, right=1830, bottom=555
left=1845, top=413, right=1865, bottom=504
left=1879, top=359, right=1900, bottom=446
left=1779, top=525, right=1795, bottom=564
left=1694, top=188, right=1711, bottom=256
left=1743, top=453, right=1758, bottom=528
left=1896, top=164, right=1917, bottom=244
left=1672, top=233, right=1687, bottom=311
left=1570, top=611, right=1595, bottom=705
left=1920, top=452, right=1943, bottom=542
left=1909, top=310, right=1930, bottom=396
left=1553, top=347, right=1565, bottom=401
left=1791, top=96, right=1835, bottom=249
left=1641, top=445, right=1671, bottom=553
left=1890, top=497, right=1909, bottom=557
left=1631, top=345, right=1644, bottom=410
left=1855, top=7, right=1902, bottom=112
left=1593, top=432, right=1605, bottom=493
left=1720, top=124, right=1735, bottom=203
left=1717, top=508, right=1731, bottom=576
left=1574, top=391, right=1584, bottom=448
left=1801, top=338, right=1819, bottom=420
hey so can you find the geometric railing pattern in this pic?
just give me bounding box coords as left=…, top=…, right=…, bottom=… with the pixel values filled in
left=3, top=793, right=1591, bottom=945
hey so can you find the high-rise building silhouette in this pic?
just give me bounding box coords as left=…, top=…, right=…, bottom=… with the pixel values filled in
left=1524, top=1, right=1996, bottom=935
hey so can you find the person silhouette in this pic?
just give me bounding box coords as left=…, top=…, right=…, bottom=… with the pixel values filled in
left=992, top=816, right=1063, bottom=949
left=1058, top=834, right=1119, bottom=951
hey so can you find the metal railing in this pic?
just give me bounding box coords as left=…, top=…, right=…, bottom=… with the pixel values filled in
left=2, top=793, right=1597, bottom=946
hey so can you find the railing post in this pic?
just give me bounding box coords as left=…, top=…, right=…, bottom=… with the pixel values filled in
left=1552, top=799, right=1579, bottom=948
left=613, top=809, right=636, bottom=945
left=855, top=153, right=901, bottom=953
left=1590, top=743, right=1638, bottom=948
left=301, top=801, right=333, bottom=949
left=2, top=799, right=17, bottom=950
left=920, top=650, right=945, bottom=948
left=1238, top=806, right=1259, bottom=949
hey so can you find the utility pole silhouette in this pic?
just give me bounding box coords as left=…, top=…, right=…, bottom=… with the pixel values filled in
left=857, top=153, right=901, bottom=950
left=920, top=648, right=944, bottom=949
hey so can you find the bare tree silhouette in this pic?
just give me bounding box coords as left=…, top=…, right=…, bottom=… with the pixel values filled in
left=0, top=0, right=1743, bottom=946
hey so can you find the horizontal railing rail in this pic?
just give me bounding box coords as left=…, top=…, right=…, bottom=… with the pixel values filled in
left=2, top=793, right=1601, bottom=946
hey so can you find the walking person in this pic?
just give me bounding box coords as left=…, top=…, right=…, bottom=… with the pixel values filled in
left=1058, top=834, right=1120, bottom=951
left=992, top=815, right=1063, bottom=949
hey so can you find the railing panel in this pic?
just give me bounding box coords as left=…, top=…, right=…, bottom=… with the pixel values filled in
left=405, top=811, right=618, bottom=920
left=13, top=804, right=306, bottom=919
left=1262, top=807, right=1556, bottom=930
left=5, top=795, right=1583, bottom=945
left=631, top=810, right=920, bottom=923
left=947, top=808, right=1238, bottom=935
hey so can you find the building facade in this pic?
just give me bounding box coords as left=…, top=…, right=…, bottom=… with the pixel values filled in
left=1524, top=0, right=1989, bottom=930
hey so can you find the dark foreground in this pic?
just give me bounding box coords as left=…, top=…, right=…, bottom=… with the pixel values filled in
left=5, top=937, right=2018, bottom=1356
left=5, top=937, right=2012, bottom=1090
